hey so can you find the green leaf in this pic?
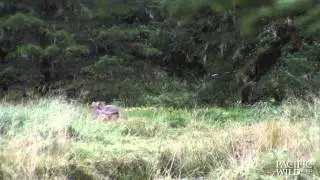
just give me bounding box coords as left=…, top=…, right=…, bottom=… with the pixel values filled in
left=41, top=45, right=60, bottom=58
left=4, top=13, right=43, bottom=31
left=14, top=44, right=43, bottom=59
left=65, top=45, right=89, bottom=55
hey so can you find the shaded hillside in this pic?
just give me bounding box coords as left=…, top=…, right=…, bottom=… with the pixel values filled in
left=0, top=0, right=319, bottom=106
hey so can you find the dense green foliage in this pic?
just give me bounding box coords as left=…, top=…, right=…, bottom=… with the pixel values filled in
left=0, top=0, right=319, bottom=106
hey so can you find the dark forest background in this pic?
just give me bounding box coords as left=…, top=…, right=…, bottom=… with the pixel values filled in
left=1, top=0, right=319, bottom=107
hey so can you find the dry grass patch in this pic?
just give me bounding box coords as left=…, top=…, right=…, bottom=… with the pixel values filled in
left=0, top=97, right=319, bottom=179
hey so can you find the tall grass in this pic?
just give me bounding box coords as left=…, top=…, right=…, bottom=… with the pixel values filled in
left=0, top=97, right=319, bottom=179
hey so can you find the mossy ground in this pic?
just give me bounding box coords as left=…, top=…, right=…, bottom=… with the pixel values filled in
left=0, top=97, right=319, bottom=179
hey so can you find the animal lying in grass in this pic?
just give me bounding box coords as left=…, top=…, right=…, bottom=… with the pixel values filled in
left=91, top=101, right=121, bottom=122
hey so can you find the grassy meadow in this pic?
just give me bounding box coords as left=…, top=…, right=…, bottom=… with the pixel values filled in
left=0, top=97, right=319, bottom=180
